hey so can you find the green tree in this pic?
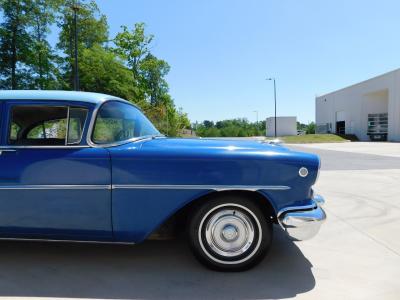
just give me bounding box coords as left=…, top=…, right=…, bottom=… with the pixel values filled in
left=0, top=0, right=190, bottom=137
left=196, top=118, right=264, bottom=137
left=203, top=120, right=215, bottom=128
left=78, top=45, right=137, bottom=100
left=113, top=23, right=153, bottom=82
left=221, top=125, right=240, bottom=137
left=30, top=0, right=61, bottom=89
left=143, top=94, right=190, bottom=136
left=113, top=23, right=189, bottom=136
left=0, top=0, right=34, bottom=89
left=140, top=54, right=170, bottom=105
left=196, top=126, right=220, bottom=137
left=113, top=23, right=154, bottom=103
left=306, top=122, right=316, bottom=134
left=56, top=0, right=108, bottom=89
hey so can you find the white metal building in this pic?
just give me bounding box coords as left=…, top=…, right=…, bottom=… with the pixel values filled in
left=315, top=68, right=400, bottom=141
left=266, top=116, right=297, bottom=137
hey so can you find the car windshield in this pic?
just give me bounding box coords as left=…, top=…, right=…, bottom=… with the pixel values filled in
left=92, top=101, right=160, bottom=144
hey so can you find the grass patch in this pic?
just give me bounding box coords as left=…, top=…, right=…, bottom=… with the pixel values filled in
left=275, top=134, right=349, bottom=144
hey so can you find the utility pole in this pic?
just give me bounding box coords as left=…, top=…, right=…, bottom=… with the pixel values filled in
left=266, top=78, right=277, bottom=137
left=72, top=2, right=80, bottom=91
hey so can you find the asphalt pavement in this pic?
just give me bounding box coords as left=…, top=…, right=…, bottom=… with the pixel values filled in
left=290, top=144, right=400, bottom=170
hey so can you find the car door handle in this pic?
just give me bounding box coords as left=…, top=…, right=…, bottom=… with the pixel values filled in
left=0, top=149, right=17, bottom=155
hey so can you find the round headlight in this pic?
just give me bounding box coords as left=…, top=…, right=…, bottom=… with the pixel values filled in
left=299, top=167, right=309, bottom=177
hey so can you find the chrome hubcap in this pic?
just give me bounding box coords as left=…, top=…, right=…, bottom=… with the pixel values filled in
left=221, top=224, right=238, bottom=241
left=204, top=208, right=255, bottom=258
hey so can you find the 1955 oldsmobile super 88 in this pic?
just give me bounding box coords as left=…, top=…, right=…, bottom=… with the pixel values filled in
left=0, top=90, right=326, bottom=271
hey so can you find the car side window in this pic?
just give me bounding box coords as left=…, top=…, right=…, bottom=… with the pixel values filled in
left=27, top=119, right=67, bottom=140
left=67, top=107, right=88, bottom=144
left=8, top=105, right=88, bottom=146
left=9, top=122, right=21, bottom=141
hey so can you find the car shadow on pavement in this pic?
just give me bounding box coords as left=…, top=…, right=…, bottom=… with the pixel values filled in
left=0, top=225, right=315, bottom=299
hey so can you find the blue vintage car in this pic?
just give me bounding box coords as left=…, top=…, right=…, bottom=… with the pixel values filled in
left=0, top=90, right=325, bottom=271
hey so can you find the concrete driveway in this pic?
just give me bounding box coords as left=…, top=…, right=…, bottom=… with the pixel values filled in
left=0, top=142, right=398, bottom=299
left=289, top=142, right=400, bottom=300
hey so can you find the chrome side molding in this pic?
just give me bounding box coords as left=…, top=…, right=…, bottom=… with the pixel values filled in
left=112, top=184, right=291, bottom=191
left=0, top=237, right=134, bottom=245
left=0, top=149, right=17, bottom=155
left=0, top=184, right=291, bottom=191
left=0, top=185, right=111, bottom=190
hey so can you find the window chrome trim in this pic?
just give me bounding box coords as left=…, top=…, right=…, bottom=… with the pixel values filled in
left=8, top=104, right=69, bottom=145
left=2, top=98, right=154, bottom=149
left=112, top=184, right=291, bottom=191
left=6, top=102, right=92, bottom=149
left=88, top=134, right=160, bottom=148
left=64, top=106, right=70, bottom=145
left=67, top=107, right=89, bottom=146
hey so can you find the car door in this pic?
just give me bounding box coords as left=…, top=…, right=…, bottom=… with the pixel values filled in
left=0, top=100, right=112, bottom=241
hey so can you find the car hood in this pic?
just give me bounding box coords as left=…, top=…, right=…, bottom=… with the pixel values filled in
left=139, top=137, right=290, bottom=155
left=135, top=137, right=320, bottom=174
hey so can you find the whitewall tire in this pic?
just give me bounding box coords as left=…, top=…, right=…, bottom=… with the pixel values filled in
left=188, top=195, right=272, bottom=271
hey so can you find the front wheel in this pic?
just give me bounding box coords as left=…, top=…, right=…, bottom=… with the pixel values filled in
left=188, top=195, right=272, bottom=271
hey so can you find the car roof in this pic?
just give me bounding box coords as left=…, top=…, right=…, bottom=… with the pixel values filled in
left=0, top=90, right=126, bottom=105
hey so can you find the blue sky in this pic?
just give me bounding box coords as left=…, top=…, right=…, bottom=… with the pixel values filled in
left=91, top=0, right=400, bottom=123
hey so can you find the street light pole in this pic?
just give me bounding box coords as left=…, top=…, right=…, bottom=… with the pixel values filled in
left=253, top=110, right=259, bottom=124
left=253, top=110, right=259, bottom=135
left=72, top=2, right=80, bottom=91
left=266, top=78, right=277, bottom=137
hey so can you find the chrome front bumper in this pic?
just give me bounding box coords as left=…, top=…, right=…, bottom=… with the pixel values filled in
left=278, top=195, right=326, bottom=241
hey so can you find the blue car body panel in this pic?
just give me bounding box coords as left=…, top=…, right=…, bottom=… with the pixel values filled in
left=0, top=91, right=321, bottom=244
left=109, top=138, right=319, bottom=242
left=0, top=147, right=112, bottom=240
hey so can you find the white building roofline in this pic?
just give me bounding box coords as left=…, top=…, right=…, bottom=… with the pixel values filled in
left=316, top=67, right=400, bottom=98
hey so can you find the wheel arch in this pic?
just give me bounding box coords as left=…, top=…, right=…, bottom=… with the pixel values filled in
left=147, top=189, right=277, bottom=240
